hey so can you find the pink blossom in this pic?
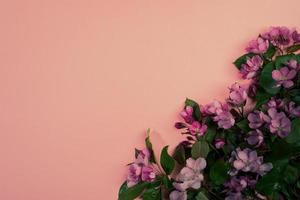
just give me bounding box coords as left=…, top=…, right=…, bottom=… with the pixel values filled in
left=136, top=148, right=151, bottom=165
left=126, top=164, right=141, bottom=187
left=247, top=129, right=264, bottom=147
left=246, top=37, right=269, bottom=54
left=272, top=67, right=297, bottom=88
left=169, top=191, right=187, bottom=200
left=230, top=148, right=272, bottom=176
left=268, top=108, right=291, bottom=138
left=180, top=106, right=194, bottom=124
left=247, top=111, right=270, bottom=129
left=262, top=26, right=291, bottom=46
left=173, top=157, right=206, bottom=191
left=214, top=138, right=225, bottom=149
left=203, top=100, right=224, bottom=115
left=285, top=101, right=300, bottom=117
left=287, top=59, right=300, bottom=71
left=240, top=55, right=263, bottom=79
left=189, top=121, right=207, bottom=136
left=227, top=83, right=248, bottom=106
left=292, top=30, right=300, bottom=43
left=141, top=166, right=156, bottom=182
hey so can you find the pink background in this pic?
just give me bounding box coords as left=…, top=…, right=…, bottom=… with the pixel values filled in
left=1, top=1, right=300, bottom=199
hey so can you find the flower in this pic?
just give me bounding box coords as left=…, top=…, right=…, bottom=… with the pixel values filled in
left=247, top=111, right=269, bottom=129
left=214, top=138, right=225, bottom=149
left=136, top=148, right=151, bottom=165
left=224, top=175, right=257, bottom=200
left=285, top=101, right=300, bottom=117
left=292, top=30, right=300, bottom=43
left=230, top=148, right=273, bottom=176
left=141, top=166, right=156, bottom=182
left=262, top=26, right=291, bottom=46
left=173, top=157, right=206, bottom=191
left=126, top=164, right=141, bottom=187
left=272, top=67, right=297, bottom=88
left=214, top=111, right=235, bottom=129
left=189, top=121, right=207, bottom=136
left=247, top=129, right=264, bottom=147
left=180, top=106, right=194, bottom=124
left=227, top=83, right=247, bottom=106
left=266, top=97, right=285, bottom=110
left=169, top=190, right=187, bottom=200
left=246, top=37, right=269, bottom=54
left=286, top=59, right=300, bottom=71
left=240, top=55, right=263, bottom=79
left=203, top=101, right=235, bottom=129
left=268, top=108, right=291, bottom=138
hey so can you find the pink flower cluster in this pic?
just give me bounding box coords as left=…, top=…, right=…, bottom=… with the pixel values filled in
left=126, top=149, right=156, bottom=187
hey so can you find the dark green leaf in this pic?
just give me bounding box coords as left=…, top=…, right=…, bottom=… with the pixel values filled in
left=283, top=165, right=299, bottom=184
left=185, top=98, right=201, bottom=120
left=142, top=188, right=161, bottom=200
left=160, top=146, right=175, bottom=175
left=287, top=44, right=300, bottom=53
left=233, top=53, right=255, bottom=70
left=264, top=43, right=276, bottom=59
left=292, top=95, right=300, bottom=105
left=119, top=182, right=149, bottom=200
left=118, top=181, right=128, bottom=199
left=259, top=62, right=280, bottom=95
left=209, top=160, right=230, bottom=185
left=285, top=118, right=300, bottom=147
left=195, top=191, right=209, bottom=200
left=204, top=125, right=216, bottom=143
left=275, top=54, right=295, bottom=69
left=236, top=119, right=249, bottom=132
left=255, top=87, right=272, bottom=108
left=173, top=144, right=186, bottom=165
left=162, top=175, right=172, bottom=189
left=191, top=140, right=210, bottom=159
left=145, top=129, right=156, bottom=164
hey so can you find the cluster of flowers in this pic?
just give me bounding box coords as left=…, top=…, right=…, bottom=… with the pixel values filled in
left=119, top=27, right=300, bottom=200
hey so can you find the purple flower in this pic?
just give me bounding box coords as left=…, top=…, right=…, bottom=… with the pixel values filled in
left=169, top=190, right=187, bottom=200
left=247, top=111, right=269, bottom=129
left=224, top=175, right=257, bottom=200
left=214, top=111, right=235, bottom=129
left=268, top=108, right=291, bottom=138
left=214, top=138, right=225, bottom=149
left=203, top=101, right=235, bottom=129
left=285, top=101, right=300, bottom=117
left=175, top=122, right=186, bottom=129
left=272, top=67, right=297, bottom=88
left=230, top=148, right=273, bottom=176
left=292, top=30, right=300, bottom=43
left=266, top=97, right=285, bottom=110
left=127, top=164, right=141, bottom=187
left=189, top=121, right=207, bottom=136
left=240, top=55, right=263, bottom=79
left=180, top=106, right=194, bottom=124
left=247, top=129, right=264, bottom=147
left=247, top=82, right=257, bottom=99
left=173, top=157, right=206, bottom=191
left=262, top=26, right=291, bottom=46
left=287, top=59, right=300, bottom=71
left=141, top=166, right=156, bottom=182
left=246, top=37, right=269, bottom=54
left=227, top=83, right=247, bottom=106
left=136, top=148, right=151, bottom=165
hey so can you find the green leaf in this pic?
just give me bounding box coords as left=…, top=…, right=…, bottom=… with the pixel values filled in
left=283, top=165, right=299, bottom=184
left=118, top=181, right=128, bottom=199
left=160, top=146, right=175, bottom=175
left=285, top=118, right=300, bottom=147
left=255, top=87, right=272, bottom=108
left=209, top=160, right=230, bottom=185
left=233, top=53, right=255, bottom=70
left=236, top=119, right=249, bottom=132
left=292, top=95, right=300, bottom=105
left=173, top=143, right=186, bottom=165
left=204, top=125, right=216, bottom=143
left=195, top=191, right=209, bottom=200
left=264, top=43, right=276, bottom=59
left=142, top=188, right=161, bottom=200
left=259, top=62, right=280, bottom=95
left=185, top=98, right=201, bottom=120
left=119, top=182, right=149, bottom=200
left=145, top=129, right=156, bottom=164
left=287, top=44, right=300, bottom=53
left=191, top=140, right=210, bottom=159
left=161, top=175, right=172, bottom=189
left=275, top=54, right=295, bottom=69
